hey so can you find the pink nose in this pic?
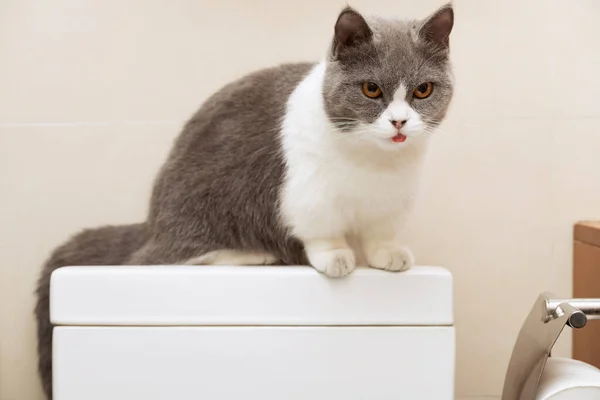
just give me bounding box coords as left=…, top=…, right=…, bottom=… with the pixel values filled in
left=390, top=119, right=407, bottom=129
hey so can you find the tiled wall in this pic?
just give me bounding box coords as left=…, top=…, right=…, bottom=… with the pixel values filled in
left=2, top=0, right=600, bottom=399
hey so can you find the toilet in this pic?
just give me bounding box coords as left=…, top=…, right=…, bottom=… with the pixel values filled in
left=50, top=265, right=455, bottom=399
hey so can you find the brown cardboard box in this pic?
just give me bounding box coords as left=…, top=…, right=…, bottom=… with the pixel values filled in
left=573, top=221, right=600, bottom=368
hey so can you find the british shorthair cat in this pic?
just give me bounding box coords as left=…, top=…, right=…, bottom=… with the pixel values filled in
left=35, top=4, right=454, bottom=398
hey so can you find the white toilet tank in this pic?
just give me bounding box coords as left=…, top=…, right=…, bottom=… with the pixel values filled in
left=50, top=265, right=455, bottom=399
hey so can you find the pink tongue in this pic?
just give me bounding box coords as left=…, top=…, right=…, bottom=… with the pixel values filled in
left=392, top=134, right=407, bottom=143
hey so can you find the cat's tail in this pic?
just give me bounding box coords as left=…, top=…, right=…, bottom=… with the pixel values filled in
left=34, top=222, right=150, bottom=400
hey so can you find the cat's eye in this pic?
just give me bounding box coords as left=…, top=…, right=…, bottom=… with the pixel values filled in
left=413, top=82, right=434, bottom=99
left=362, top=82, right=382, bottom=98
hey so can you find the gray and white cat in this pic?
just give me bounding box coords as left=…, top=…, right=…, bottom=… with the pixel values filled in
left=35, top=4, right=454, bottom=398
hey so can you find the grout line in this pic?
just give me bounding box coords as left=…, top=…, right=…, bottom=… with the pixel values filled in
left=4, top=117, right=600, bottom=128
left=455, top=396, right=500, bottom=400
left=448, top=116, right=600, bottom=121
left=0, top=120, right=182, bottom=128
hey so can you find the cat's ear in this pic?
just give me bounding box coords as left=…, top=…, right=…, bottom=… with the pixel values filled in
left=418, top=3, right=454, bottom=50
left=331, top=7, right=373, bottom=59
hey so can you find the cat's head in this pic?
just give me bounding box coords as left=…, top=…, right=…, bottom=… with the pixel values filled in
left=322, top=4, right=454, bottom=150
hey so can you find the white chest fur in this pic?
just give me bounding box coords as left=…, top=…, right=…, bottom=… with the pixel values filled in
left=279, top=63, right=429, bottom=254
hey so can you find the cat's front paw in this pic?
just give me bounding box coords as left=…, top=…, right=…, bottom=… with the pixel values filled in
left=366, top=246, right=414, bottom=272
left=308, top=248, right=356, bottom=278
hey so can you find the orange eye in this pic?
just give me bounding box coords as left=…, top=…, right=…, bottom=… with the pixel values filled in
left=413, top=82, right=433, bottom=99
left=361, top=82, right=382, bottom=98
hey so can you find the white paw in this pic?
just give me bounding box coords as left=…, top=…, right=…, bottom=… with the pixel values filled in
left=308, top=248, right=356, bottom=278
left=367, top=246, right=414, bottom=272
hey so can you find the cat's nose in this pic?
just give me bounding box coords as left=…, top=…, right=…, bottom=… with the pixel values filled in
left=390, top=119, right=407, bottom=129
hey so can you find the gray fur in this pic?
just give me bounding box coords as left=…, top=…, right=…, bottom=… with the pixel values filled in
left=125, top=62, right=313, bottom=266
left=35, top=5, right=454, bottom=399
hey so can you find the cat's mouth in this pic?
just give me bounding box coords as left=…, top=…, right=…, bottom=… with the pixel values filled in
left=392, top=133, right=407, bottom=143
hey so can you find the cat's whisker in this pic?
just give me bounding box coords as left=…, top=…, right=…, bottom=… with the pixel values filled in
left=422, top=126, right=449, bottom=138
left=329, top=129, right=389, bottom=138
left=328, top=117, right=362, bottom=121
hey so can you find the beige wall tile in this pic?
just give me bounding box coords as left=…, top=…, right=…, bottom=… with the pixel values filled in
left=450, top=0, right=553, bottom=119
left=550, top=0, right=600, bottom=118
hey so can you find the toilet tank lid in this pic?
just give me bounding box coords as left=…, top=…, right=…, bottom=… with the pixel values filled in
left=50, top=266, right=453, bottom=326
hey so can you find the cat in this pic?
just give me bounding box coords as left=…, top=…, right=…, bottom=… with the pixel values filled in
left=35, top=4, right=454, bottom=398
